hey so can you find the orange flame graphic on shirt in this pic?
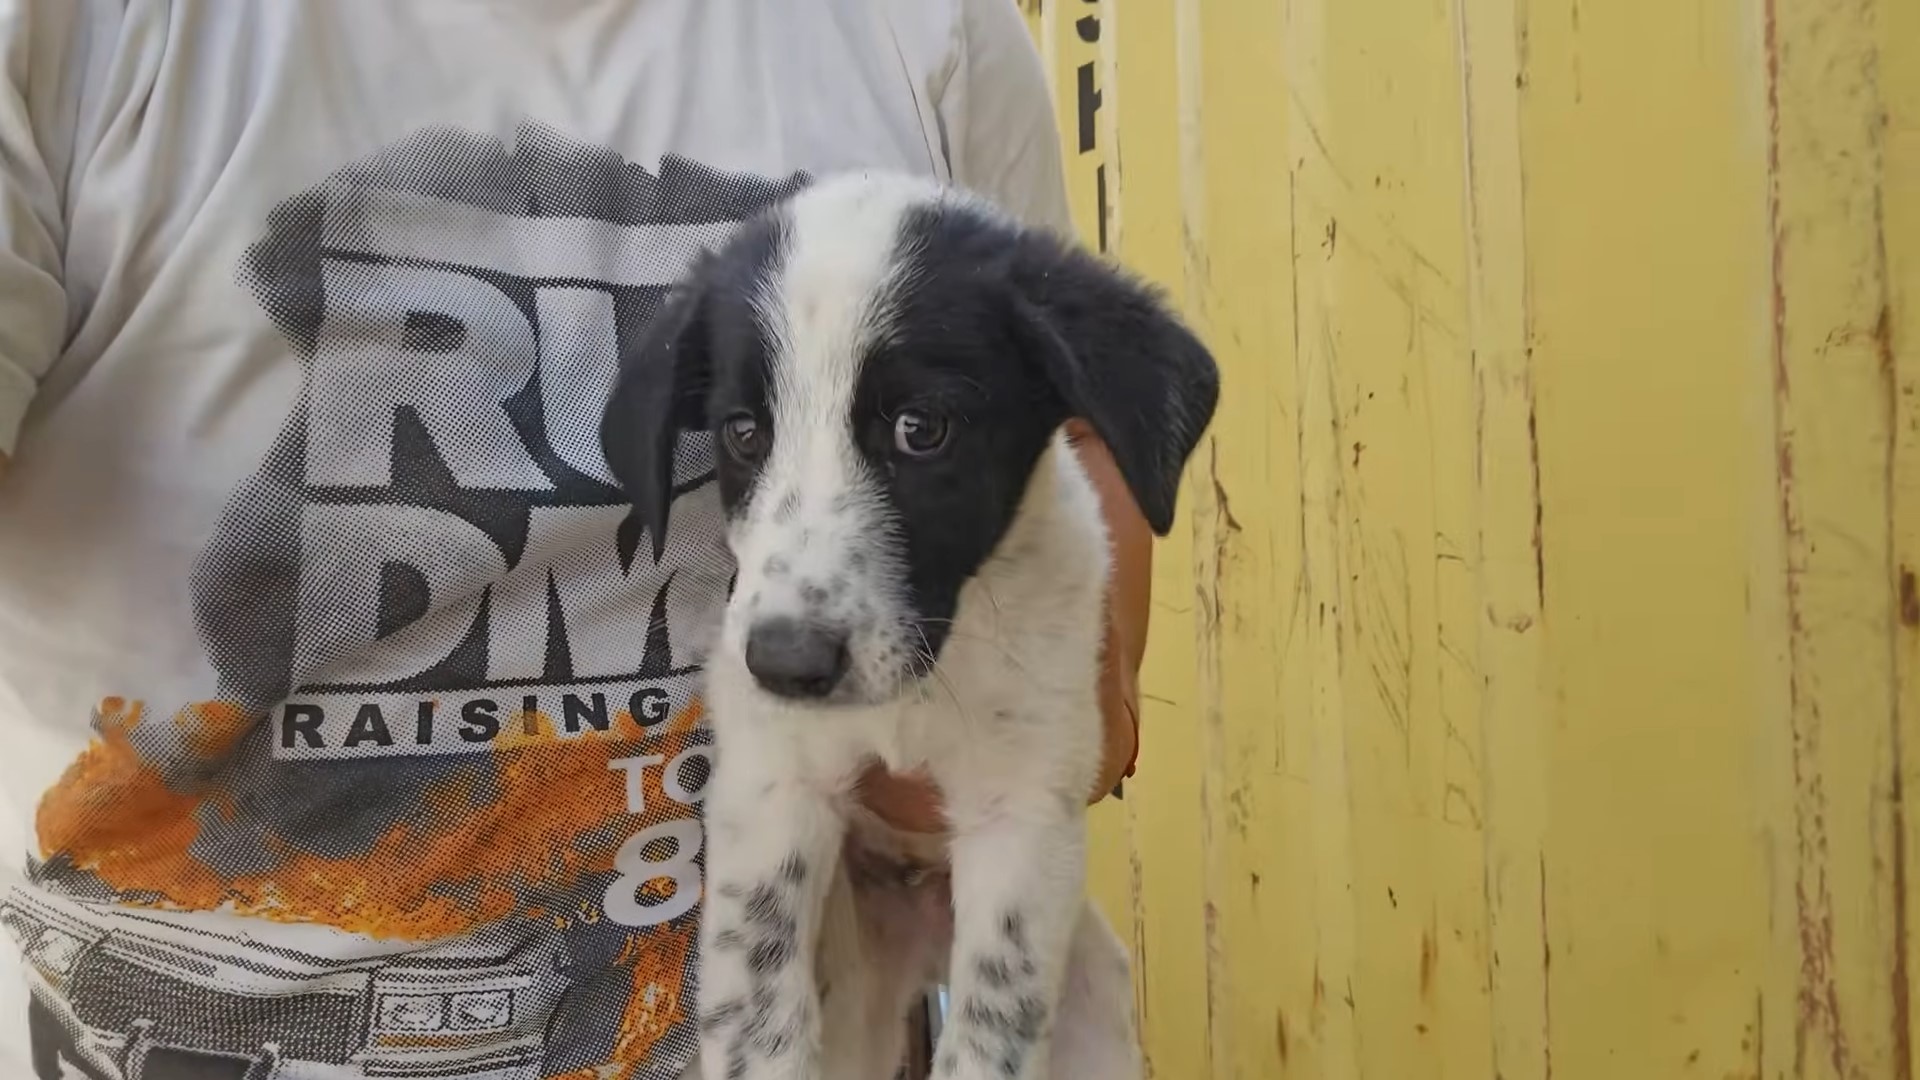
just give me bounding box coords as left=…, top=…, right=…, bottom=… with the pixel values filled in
left=36, top=695, right=708, bottom=1070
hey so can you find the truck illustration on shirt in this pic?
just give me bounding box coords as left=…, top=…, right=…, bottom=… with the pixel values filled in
left=3, top=883, right=575, bottom=1080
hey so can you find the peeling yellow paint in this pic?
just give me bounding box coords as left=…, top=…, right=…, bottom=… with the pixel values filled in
left=1029, top=0, right=1920, bottom=1076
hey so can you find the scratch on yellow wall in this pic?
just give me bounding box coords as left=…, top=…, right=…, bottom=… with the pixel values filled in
left=1026, top=0, right=1919, bottom=1076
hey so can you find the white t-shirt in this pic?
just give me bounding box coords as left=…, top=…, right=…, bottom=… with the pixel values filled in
left=0, top=2, right=1070, bottom=1077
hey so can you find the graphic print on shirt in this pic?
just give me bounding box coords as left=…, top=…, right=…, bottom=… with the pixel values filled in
left=10, top=122, right=806, bottom=1080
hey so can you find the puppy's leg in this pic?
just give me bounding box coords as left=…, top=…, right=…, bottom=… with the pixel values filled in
left=933, top=808, right=1086, bottom=1080
left=697, top=746, right=843, bottom=1080
left=1047, top=904, right=1141, bottom=1080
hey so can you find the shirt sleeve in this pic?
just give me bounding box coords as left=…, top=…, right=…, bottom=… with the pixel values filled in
left=0, top=0, right=115, bottom=456
left=936, top=0, right=1073, bottom=238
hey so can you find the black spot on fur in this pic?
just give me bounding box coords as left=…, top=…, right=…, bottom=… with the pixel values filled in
left=1000, top=911, right=1029, bottom=950
left=779, top=854, right=808, bottom=884
left=962, top=995, right=1047, bottom=1042
left=801, top=582, right=829, bottom=605
left=977, top=955, right=1016, bottom=989
left=742, top=981, right=798, bottom=1058
left=750, top=1018, right=794, bottom=1058
left=701, top=997, right=744, bottom=1032
left=744, top=883, right=790, bottom=929
left=748, top=935, right=794, bottom=975
left=713, top=929, right=746, bottom=951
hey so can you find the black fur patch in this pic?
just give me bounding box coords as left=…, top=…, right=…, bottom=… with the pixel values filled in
left=976, top=955, right=1016, bottom=989
left=748, top=935, right=795, bottom=975
left=700, top=996, right=744, bottom=1032
left=743, top=981, right=798, bottom=1058
left=743, top=883, right=792, bottom=932
left=962, top=995, right=1047, bottom=1042
left=778, top=853, right=809, bottom=884
left=1000, top=911, right=1029, bottom=950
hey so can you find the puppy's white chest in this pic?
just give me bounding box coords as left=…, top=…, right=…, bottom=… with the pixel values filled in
left=780, top=695, right=957, bottom=786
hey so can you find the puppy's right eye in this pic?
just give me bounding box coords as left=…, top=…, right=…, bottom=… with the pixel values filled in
left=892, top=409, right=951, bottom=458
left=721, top=413, right=765, bottom=462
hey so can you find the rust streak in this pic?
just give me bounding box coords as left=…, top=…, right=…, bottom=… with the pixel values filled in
left=1527, top=400, right=1546, bottom=608
left=1871, top=106, right=1914, bottom=1080
left=1889, top=214, right=1916, bottom=1080
left=1890, top=384, right=1916, bottom=1080
left=1540, top=853, right=1554, bottom=1079
left=1761, top=0, right=1858, bottom=1073
left=1419, top=924, right=1437, bottom=999
left=1877, top=302, right=1897, bottom=378
left=1128, top=843, right=1152, bottom=1039
left=1762, top=0, right=1790, bottom=407
left=1891, top=719, right=1913, bottom=1080
left=1202, top=900, right=1224, bottom=1079
left=1209, top=440, right=1245, bottom=534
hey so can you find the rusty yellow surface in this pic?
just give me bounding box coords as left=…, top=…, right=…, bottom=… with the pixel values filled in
left=1026, top=0, right=1919, bottom=1076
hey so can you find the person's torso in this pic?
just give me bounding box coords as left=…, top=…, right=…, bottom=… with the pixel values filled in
left=0, top=2, right=962, bottom=1076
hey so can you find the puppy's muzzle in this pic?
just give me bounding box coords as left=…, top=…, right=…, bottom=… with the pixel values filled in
left=745, top=616, right=852, bottom=699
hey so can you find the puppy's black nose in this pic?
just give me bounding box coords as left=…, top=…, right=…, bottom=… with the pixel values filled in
left=745, top=618, right=850, bottom=699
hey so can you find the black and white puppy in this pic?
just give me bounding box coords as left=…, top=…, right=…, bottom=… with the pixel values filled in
left=600, top=173, right=1217, bottom=1080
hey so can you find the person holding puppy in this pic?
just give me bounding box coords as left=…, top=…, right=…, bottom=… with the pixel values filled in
left=0, top=2, right=1149, bottom=1077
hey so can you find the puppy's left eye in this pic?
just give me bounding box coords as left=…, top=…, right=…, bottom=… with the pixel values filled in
left=892, top=410, right=951, bottom=457
left=721, top=412, right=766, bottom=461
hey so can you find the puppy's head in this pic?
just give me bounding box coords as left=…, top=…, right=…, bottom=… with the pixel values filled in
left=600, top=174, right=1217, bottom=705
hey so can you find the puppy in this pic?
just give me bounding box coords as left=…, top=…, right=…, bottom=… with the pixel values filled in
left=600, top=173, right=1218, bottom=1080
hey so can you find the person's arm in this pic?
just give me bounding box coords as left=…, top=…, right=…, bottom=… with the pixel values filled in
left=0, top=1, right=112, bottom=477
left=858, top=0, right=1151, bottom=830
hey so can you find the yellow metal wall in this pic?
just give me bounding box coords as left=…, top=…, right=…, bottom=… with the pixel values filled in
left=1023, top=0, right=1920, bottom=1076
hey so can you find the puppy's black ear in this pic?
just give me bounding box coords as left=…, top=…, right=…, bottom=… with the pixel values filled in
left=1010, top=234, right=1220, bottom=536
left=599, top=274, right=713, bottom=562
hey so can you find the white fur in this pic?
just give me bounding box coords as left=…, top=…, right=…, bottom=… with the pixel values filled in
left=695, top=174, right=1140, bottom=1080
